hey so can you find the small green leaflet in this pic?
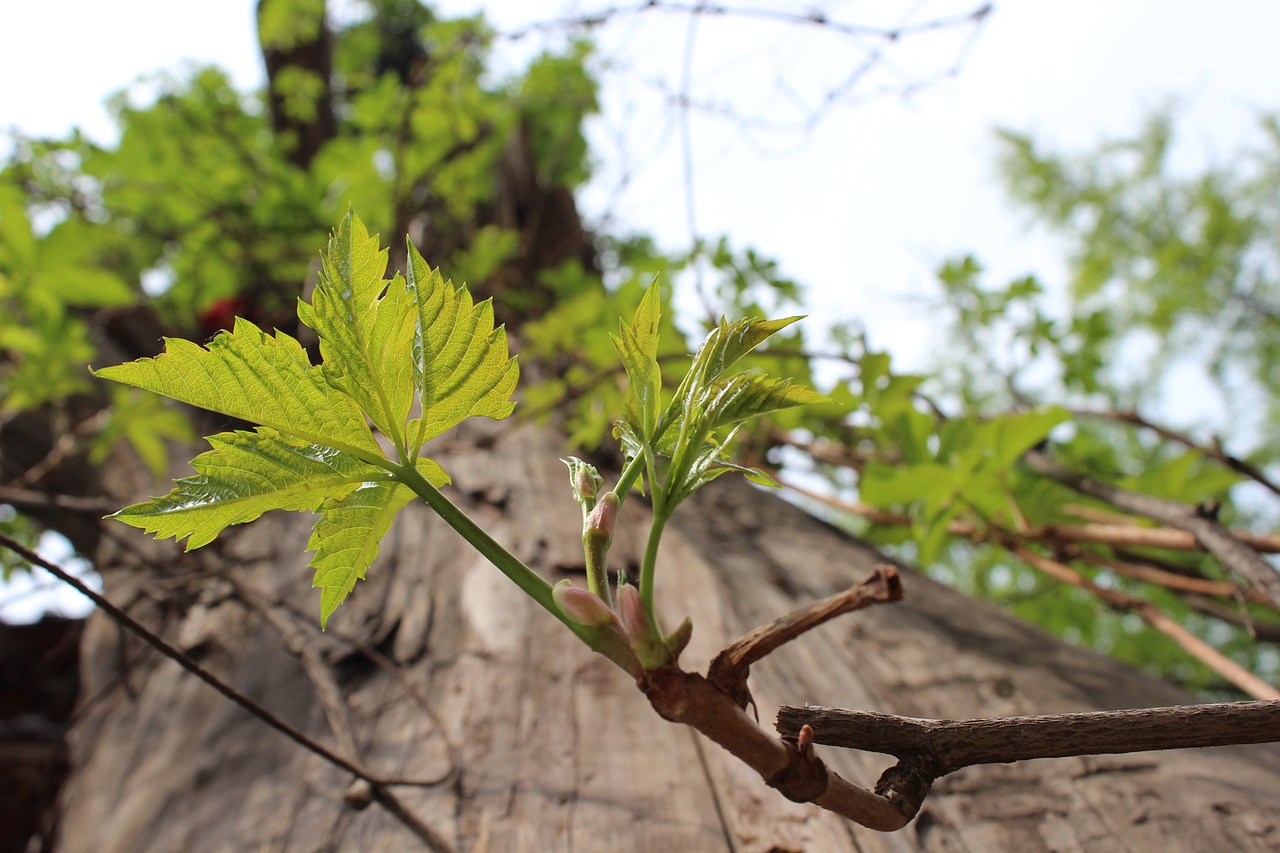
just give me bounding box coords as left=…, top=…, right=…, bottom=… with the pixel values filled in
left=94, top=211, right=517, bottom=627
left=612, top=293, right=830, bottom=507
left=612, top=279, right=662, bottom=440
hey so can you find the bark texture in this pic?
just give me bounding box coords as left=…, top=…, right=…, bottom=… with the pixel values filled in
left=52, top=421, right=1280, bottom=852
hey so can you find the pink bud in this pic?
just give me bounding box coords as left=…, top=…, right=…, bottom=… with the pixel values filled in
left=614, top=583, right=651, bottom=643
left=584, top=491, right=619, bottom=542
left=553, top=580, right=615, bottom=628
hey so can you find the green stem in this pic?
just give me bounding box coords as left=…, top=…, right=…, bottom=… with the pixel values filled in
left=612, top=451, right=647, bottom=509
left=639, top=509, right=669, bottom=625
left=398, top=464, right=644, bottom=675
left=613, top=398, right=682, bottom=510
left=396, top=462, right=590, bottom=641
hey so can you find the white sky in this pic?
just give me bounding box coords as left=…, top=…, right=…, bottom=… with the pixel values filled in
left=3, top=1, right=1276, bottom=361
left=2, top=1, right=1279, bottom=619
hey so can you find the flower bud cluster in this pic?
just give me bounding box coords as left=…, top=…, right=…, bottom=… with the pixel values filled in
left=553, top=578, right=691, bottom=674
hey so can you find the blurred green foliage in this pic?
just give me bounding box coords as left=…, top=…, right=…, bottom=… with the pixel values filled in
left=1, top=3, right=1276, bottom=695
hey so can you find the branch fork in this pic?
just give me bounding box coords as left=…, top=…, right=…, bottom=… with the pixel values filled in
left=636, top=565, right=920, bottom=830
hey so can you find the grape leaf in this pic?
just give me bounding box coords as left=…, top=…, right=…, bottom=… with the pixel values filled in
left=683, top=315, right=803, bottom=393
left=701, top=373, right=829, bottom=432
left=93, top=318, right=381, bottom=460
left=109, top=428, right=448, bottom=551
left=309, top=460, right=447, bottom=629
left=95, top=211, right=516, bottom=627
left=655, top=312, right=830, bottom=507
left=406, top=243, right=519, bottom=450
left=297, top=213, right=418, bottom=453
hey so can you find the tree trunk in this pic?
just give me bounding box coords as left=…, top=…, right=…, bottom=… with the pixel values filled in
left=54, top=421, right=1280, bottom=852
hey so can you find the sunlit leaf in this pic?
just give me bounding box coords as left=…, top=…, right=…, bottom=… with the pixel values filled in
left=93, top=318, right=381, bottom=459
left=406, top=243, right=519, bottom=449
left=97, top=211, right=512, bottom=626
left=311, top=458, right=448, bottom=629
left=108, top=428, right=435, bottom=549
left=297, top=211, right=417, bottom=450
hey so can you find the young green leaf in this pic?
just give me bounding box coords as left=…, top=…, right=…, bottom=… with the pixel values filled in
left=109, top=428, right=447, bottom=551
left=297, top=212, right=418, bottom=454
left=612, top=279, right=662, bottom=439
left=95, top=211, right=518, bottom=627
left=93, top=318, right=382, bottom=461
left=310, top=459, right=447, bottom=629
left=700, top=373, right=830, bottom=433
left=680, top=315, right=804, bottom=397
left=406, top=244, right=519, bottom=451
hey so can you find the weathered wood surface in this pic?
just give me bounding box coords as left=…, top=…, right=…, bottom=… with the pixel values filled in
left=57, top=423, right=1280, bottom=852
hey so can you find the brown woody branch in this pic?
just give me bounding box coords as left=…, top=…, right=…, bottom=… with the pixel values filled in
left=642, top=566, right=922, bottom=831
left=1084, top=552, right=1275, bottom=609
left=0, top=487, right=119, bottom=515
left=707, top=565, right=903, bottom=710
left=784, top=479, right=1280, bottom=556
left=781, top=479, right=1280, bottom=694
left=777, top=700, right=1280, bottom=778
left=1182, top=594, right=1280, bottom=643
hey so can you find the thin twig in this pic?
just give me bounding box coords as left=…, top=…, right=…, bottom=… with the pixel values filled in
left=0, top=532, right=455, bottom=852
left=782, top=478, right=1280, bottom=555
left=236, top=581, right=451, bottom=788
left=12, top=409, right=109, bottom=488
left=0, top=487, right=119, bottom=515
left=505, top=1, right=992, bottom=43
left=1084, top=552, right=1273, bottom=609
left=1008, top=543, right=1280, bottom=700
left=778, top=701, right=1280, bottom=777
left=1181, top=594, right=1280, bottom=643
left=708, top=566, right=904, bottom=709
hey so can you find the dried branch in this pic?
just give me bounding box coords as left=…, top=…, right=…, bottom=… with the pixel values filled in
left=644, top=667, right=922, bottom=830
left=0, top=532, right=455, bottom=852
left=1084, top=552, right=1274, bottom=609
left=1025, top=449, right=1280, bottom=608
left=236, top=582, right=452, bottom=792
left=1182, top=594, right=1280, bottom=643
left=708, top=566, right=903, bottom=709
left=777, top=700, right=1280, bottom=777
left=9, top=409, right=109, bottom=489
left=0, top=487, right=118, bottom=515
left=505, top=1, right=993, bottom=41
